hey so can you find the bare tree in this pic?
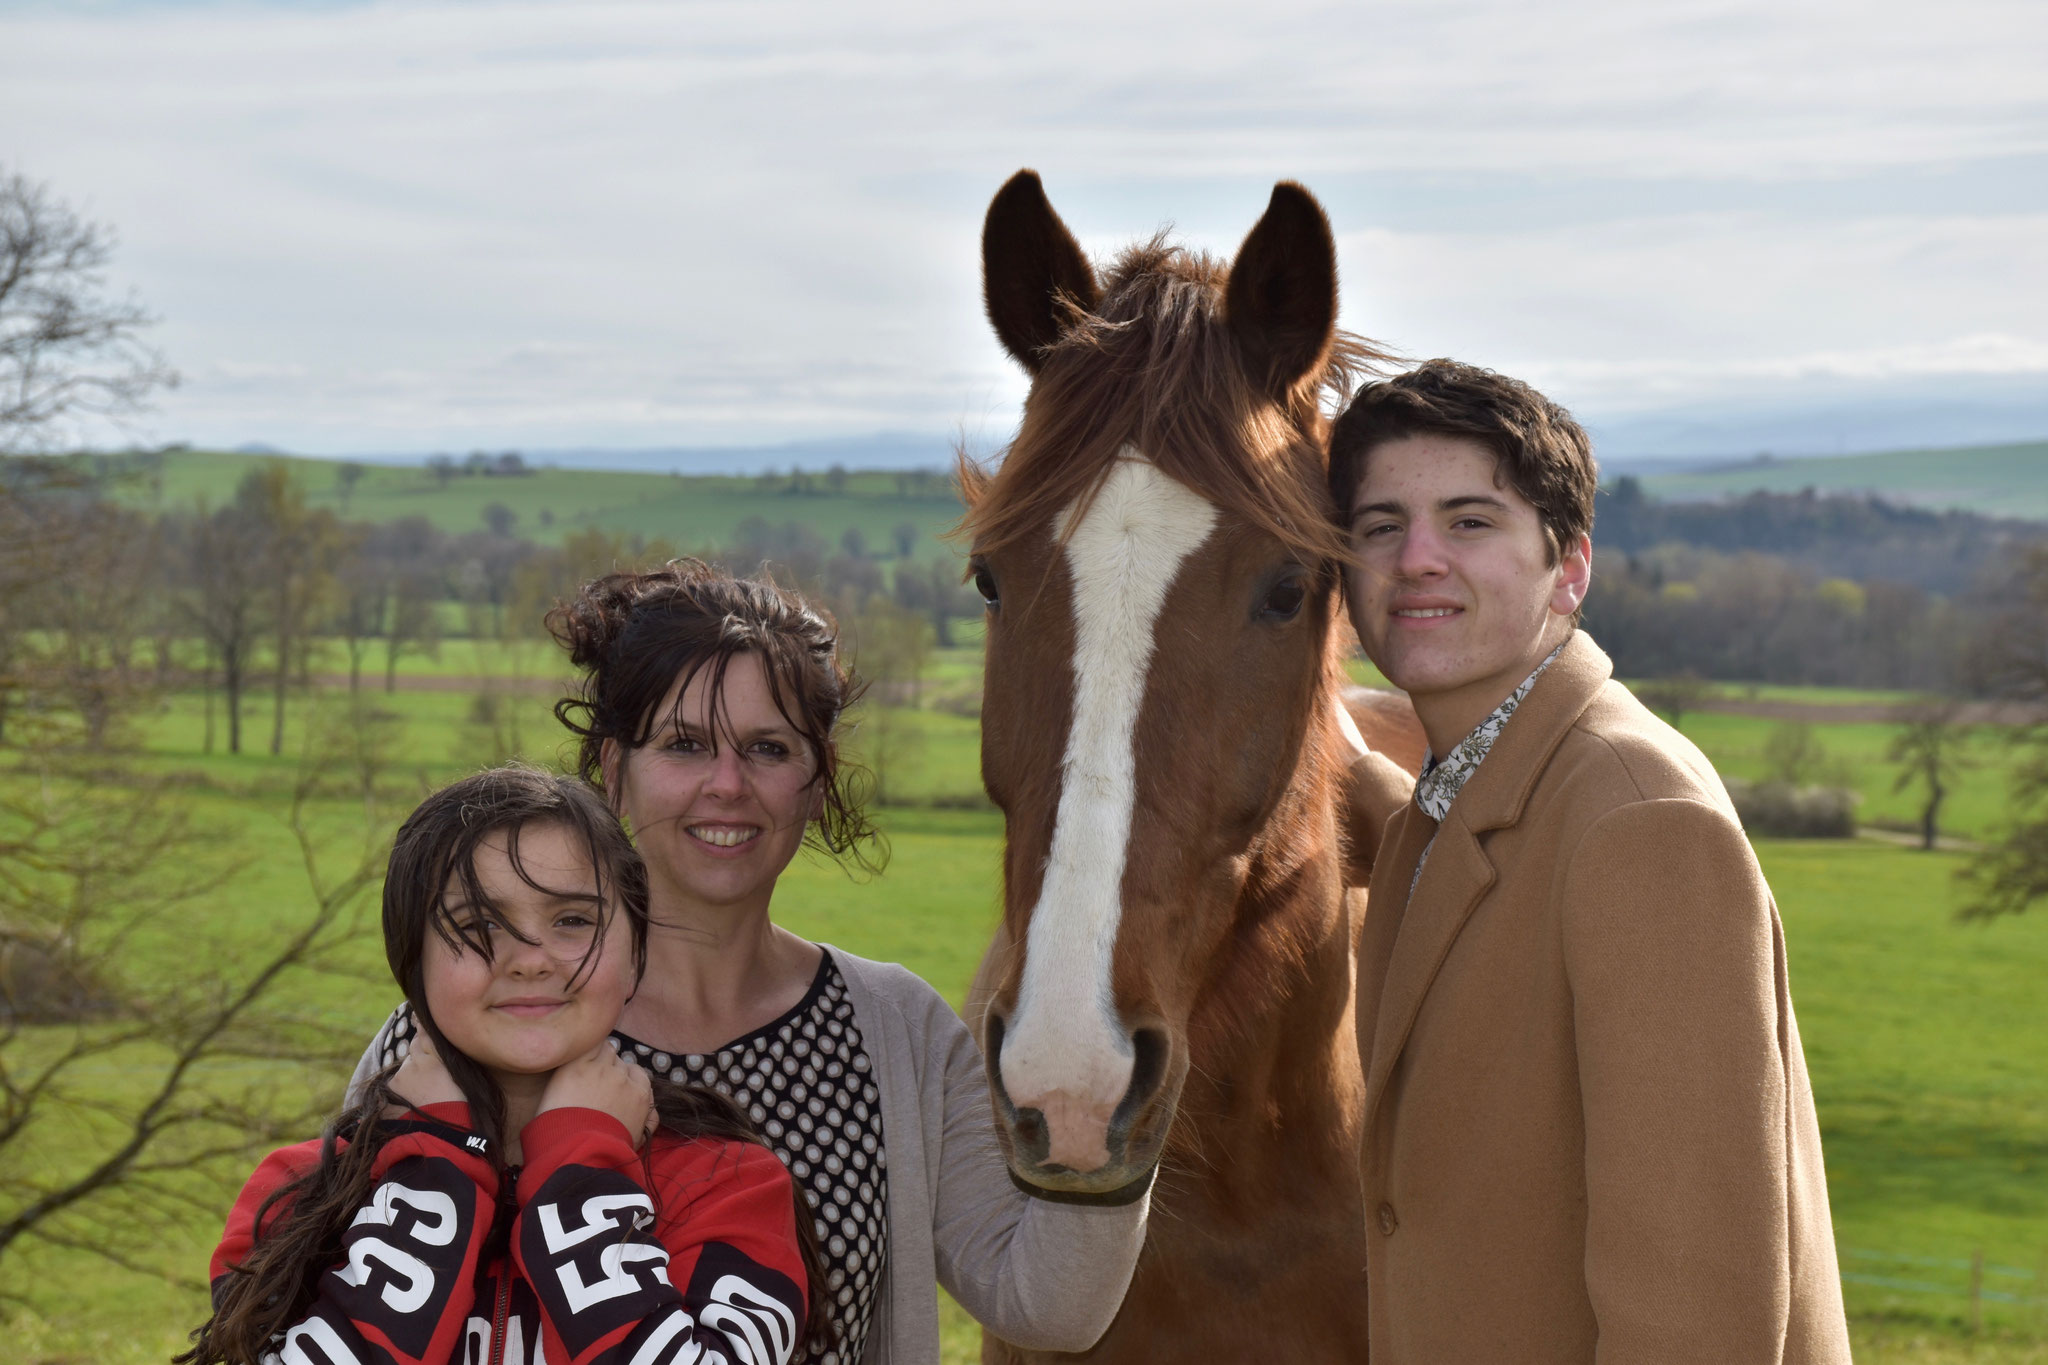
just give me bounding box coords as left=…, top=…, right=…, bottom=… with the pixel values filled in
left=1634, top=670, right=1713, bottom=731
left=25, top=500, right=162, bottom=748
left=0, top=465, right=75, bottom=743
left=1887, top=696, right=1975, bottom=851
left=1762, top=721, right=1839, bottom=788
left=237, top=464, right=346, bottom=755
left=0, top=168, right=176, bottom=454
left=383, top=572, right=441, bottom=694
left=849, top=595, right=931, bottom=806
left=891, top=556, right=978, bottom=649
left=1957, top=546, right=2048, bottom=917
left=180, top=500, right=267, bottom=755
left=0, top=725, right=385, bottom=1287
left=331, top=528, right=385, bottom=695
left=334, top=460, right=366, bottom=513
left=0, top=501, right=386, bottom=1289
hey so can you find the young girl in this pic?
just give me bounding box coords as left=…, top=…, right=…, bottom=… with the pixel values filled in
left=184, top=766, right=820, bottom=1365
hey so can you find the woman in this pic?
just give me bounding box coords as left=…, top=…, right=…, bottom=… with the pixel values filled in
left=354, top=561, right=1147, bottom=1365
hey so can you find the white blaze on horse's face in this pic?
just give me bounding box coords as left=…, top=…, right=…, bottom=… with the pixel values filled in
left=997, top=449, right=1218, bottom=1174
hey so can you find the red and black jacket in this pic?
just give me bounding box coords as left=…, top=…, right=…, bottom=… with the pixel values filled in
left=210, top=1102, right=808, bottom=1365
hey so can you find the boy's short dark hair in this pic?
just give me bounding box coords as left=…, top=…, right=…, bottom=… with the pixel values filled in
left=1328, top=359, right=1597, bottom=565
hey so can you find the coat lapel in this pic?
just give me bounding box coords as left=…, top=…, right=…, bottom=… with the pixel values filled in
left=1360, top=633, right=1617, bottom=1129
left=1363, top=813, right=1495, bottom=1124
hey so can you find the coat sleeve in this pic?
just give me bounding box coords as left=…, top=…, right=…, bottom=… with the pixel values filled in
left=1562, top=798, right=1811, bottom=1363
left=515, top=1108, right=808, bottom=1365
left=209, top=1104, right=498, bottom=1365
left=924, top=991, right=1149, bottom=1353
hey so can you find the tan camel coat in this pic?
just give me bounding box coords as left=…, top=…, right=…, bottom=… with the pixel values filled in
left=1347, top=632, right=1850, bottom=1364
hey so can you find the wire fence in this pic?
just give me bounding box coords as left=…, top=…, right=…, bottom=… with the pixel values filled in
left=1842, top=1247, right=2048, bottom=1331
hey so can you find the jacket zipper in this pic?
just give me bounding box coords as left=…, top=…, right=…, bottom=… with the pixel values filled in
left=487, top=1270, right=511, bottom=1365
left=487, top=1162, right=519, bottom=1365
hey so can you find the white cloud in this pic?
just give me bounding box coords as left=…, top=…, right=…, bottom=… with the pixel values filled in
left=2, top=0, right=2043, bottom=451
left=1338, top=212, right=2048, bottom=411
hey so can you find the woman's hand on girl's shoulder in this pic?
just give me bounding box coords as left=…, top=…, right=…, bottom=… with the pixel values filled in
left=386, top=1029, right=464, bottom=1116
left=537, top=1042, right=657, bottom=1147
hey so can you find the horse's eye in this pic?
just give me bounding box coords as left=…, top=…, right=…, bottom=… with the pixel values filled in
left=972, top=561, right=1000, bottom=607
left=1259, top=575, right=1307, bottom=623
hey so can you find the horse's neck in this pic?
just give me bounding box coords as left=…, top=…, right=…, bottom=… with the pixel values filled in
left=1178, top=731, right=1363, bottom=1151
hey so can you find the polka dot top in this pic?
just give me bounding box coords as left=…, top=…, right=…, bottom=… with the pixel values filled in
left=366, top=951, right=887, bottom=1365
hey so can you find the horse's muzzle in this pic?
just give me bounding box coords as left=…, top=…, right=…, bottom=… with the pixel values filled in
left=985, top=1014, right=1176, bottom=1196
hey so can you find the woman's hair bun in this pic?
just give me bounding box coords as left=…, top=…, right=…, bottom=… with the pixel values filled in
left=547, top=568, right=665, bottom=670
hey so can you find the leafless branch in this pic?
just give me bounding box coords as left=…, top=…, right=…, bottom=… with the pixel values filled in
left=0, top=168, right=176, bottom=453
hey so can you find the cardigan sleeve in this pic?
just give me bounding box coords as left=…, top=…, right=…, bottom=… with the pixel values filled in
left=344, top=1003, right=410, bottom=1107
left=921, top=984, right=1149, bottom=1353
left=1561, top=798, right=1804, bottom=1363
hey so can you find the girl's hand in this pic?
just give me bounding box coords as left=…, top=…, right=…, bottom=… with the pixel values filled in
left=387, top=1030, right=465, bottom=1115
left=537, top=1043, right=657, bottom=1148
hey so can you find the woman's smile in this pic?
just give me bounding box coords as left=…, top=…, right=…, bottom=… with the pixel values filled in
left=616, top=651, right=823, bottom=913
left=687, top=822, right=764, bottom=852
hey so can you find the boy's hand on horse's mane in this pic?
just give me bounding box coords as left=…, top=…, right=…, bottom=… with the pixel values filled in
left=538, top=1041, right=657, bottom=1147
left=386, top=1030, right=465, bottom=1115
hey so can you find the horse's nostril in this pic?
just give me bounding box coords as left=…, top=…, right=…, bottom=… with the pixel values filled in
left=983, top=1012, right=1022, bottom=1124
left=1113, top=1027, right=1170, bottom=1131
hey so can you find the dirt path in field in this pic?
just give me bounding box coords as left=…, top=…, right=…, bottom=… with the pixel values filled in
left=313, top=674, right=936, bottom=704
left=317, top=673, right=2044, bottom=728
left=310, top=673, right=569, bottom=695
left=1692, top=697, right=2041, bottom=725
left=1856, top=827, right=1985, bottom=853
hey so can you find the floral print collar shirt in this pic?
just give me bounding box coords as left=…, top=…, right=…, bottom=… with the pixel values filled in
left=1408, top=637, right=1570, bottom=898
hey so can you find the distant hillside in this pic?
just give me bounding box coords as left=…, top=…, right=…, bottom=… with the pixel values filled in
left=1597, top=480, right=2042, bottom=595
left=1639, top=439, right=2048, bottom=519
left=109, top=448, right=966, bottom=555
left=337, top=432, right=961, bottom=477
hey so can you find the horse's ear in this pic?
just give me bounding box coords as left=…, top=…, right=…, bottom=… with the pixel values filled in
left=983, top=169, right=1100, bottom=374
left=1225, top=182, right=1338, bottom=400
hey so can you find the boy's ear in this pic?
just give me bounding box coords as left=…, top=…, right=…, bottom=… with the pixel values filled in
left=1551, top=533, right=1593, bottom=617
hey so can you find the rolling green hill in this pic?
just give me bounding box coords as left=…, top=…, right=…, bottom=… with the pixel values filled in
left=110, top=448, right=967, bottom=553
left=1639, top=440, right=2048, bottom=519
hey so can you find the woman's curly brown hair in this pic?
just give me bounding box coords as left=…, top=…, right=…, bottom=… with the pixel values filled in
left=547, top=558, right=883, bottom=872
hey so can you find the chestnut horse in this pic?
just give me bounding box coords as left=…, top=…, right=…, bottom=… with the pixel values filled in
left=959, top=171, right=1427, bottom=1362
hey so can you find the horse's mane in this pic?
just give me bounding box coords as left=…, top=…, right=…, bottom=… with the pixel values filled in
left=956, top=236, right=1389, bottom=566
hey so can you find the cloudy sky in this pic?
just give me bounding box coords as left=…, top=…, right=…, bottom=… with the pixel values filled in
left=3, top=0, right=2044, bottom=460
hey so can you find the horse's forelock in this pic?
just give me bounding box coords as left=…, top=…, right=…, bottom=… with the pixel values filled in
left=955, top=237, right=1383, bottom=568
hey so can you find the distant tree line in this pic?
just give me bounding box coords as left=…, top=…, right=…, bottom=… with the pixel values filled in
left=1587, top=481, right=2042, bottom=692
left=1597, top=477, right=2040, bottom=595
left=0, top=456, right=983, bottom=757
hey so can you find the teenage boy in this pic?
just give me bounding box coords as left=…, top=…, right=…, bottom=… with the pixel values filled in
left=1333, top=360, right=1850, bottom=1363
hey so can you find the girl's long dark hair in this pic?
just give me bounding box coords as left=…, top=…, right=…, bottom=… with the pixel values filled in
left=182, top=765, right=832, bottom=1363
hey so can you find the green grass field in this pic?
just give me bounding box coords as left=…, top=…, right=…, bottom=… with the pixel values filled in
left=7, top=656, right=2048, bottom=1360
left=109, top=448, right=968, bottom=555
left=1639, top=439, right=2048, bottom=521
left=1668, top=710, right=2018, bottom=842
left=98, top=438, right=2048, bottom=537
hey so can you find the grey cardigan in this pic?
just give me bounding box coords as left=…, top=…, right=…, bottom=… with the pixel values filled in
left=348, top=944, right=1148, bottom=1363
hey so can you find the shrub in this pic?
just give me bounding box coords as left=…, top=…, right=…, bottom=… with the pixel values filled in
left=1725, top=778, right=1859, bottom=838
